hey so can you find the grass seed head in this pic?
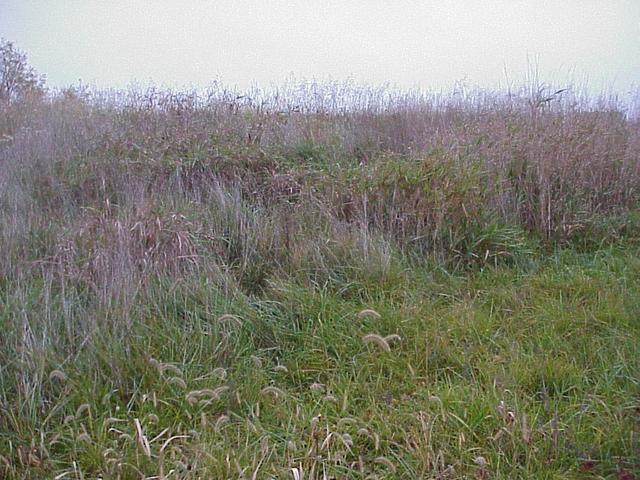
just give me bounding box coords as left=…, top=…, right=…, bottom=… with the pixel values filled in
left=357, top=309, right=381, bottom=319
left=474, top=456, right=488, bottom=467
left=134, top=418, right=151, bottom=458
left=103, top=417, right=125, bottom=428
left=338, top=417, right=358, bottom=428
left=218, top=314, right=242, bottom=328
left=310, top=383, right=325, bottom=393
left=160, top=364, right=183, bottom=377
left=75, top=403, right=91, bottom=419
left=522, top=414, right=531, bottom=444
left=146, top=413, right=159, bottom=424
left=167, top=376, right=187, bottom=389
left=102, top=448, right=117, bottom=458
left=362, top=333, right=391, bottom=352
left=49, top=369, right=67, bottom=382
left=310, top=415, right=322, bottom=430
left=261, top=386, right=285, bottom=399
left=374, top=456, right=397, bottom=473
left=384, top=334, right=402, bottom=345
left=212, top=367, right=227, bottom=379
left=186, top=391, right=200, bottom=405
left=214, top=414, right=230, bottom=433
left=211, top=385, right=230, bottom=398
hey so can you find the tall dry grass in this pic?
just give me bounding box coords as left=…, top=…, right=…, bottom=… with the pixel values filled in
left=0, top=82, right=638, bottom=345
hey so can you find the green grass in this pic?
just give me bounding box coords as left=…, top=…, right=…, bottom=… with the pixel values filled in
left=1, top=245, right=638, bottom=479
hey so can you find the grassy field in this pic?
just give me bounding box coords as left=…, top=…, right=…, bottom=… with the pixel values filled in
left=1, top=81, right=639, bottom=478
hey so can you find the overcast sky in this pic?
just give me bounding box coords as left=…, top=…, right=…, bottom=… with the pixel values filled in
left=1, top=1, right=639, bottom=95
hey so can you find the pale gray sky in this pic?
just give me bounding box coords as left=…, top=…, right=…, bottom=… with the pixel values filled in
left=1, top=1, right=639, bottom=94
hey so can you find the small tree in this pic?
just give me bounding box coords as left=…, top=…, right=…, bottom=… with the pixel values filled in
left=0, top=39, right=45, bottom=104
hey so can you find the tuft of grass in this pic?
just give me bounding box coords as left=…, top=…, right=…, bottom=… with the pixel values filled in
left=361, top=333, right=392, bottom=352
